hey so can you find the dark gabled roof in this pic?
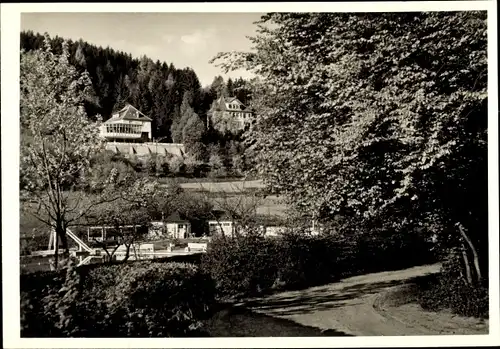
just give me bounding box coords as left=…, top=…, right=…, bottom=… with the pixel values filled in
left=106, top=104, right=152, bottom=123
left=165, top=211, right=190, bottom=223
left=209, top=210, right=240, bottom=222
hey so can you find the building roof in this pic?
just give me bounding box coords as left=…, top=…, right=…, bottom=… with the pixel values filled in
left=104, top=104, right=152, bottom=124
left=211, top=96, right=253, bottom=113
left=164, top=211, right=190, bottom=223
left=224, top=96, right=238, bottom=104
left=209, top=210, right=240, bottom=222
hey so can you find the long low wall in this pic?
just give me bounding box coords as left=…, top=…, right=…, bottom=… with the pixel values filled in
left=105, top=142, right=185, bottom=158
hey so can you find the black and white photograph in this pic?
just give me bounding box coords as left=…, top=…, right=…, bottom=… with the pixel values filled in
left=1, top=1, right=498, bottom=347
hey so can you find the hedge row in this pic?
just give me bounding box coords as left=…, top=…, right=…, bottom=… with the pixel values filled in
left=21, top=261, right=215, bottom=337
left=201, top=232, right=438, bottom=298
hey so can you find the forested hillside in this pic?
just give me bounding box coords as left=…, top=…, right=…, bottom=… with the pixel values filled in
left=20, top=30, right=252, bottom=143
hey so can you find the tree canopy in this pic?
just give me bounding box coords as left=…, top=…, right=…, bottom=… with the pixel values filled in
left=211, top=12, right=488, bottom=281
left=20, top=36, right=109, bottom=266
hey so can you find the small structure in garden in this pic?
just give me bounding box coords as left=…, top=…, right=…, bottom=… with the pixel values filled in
left=164, top=212, right=191, bottom=239
left=208, top=211, right=239, bottom=237
left=28, top=228, right=103, bottom=268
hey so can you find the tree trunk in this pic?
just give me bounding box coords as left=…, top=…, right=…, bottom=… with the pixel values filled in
left=456, top=222, right=482, bottom=283
left=56, top=224, right=70, bottom=266
left=123, top=243, right=131, bottom=262
left=460, top=244, right=473, bottom=286
left=95, top=239, right=114, bottom=263
left=109, top=244, right=120, bottom=263
left=54, top=229, right=59, bottom=270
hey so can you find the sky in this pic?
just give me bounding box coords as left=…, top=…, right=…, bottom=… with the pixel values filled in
left=20, top=12, right=263, bottom=86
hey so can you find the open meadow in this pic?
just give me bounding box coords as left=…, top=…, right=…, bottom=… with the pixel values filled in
left=177, top=179, right=265, bottom=193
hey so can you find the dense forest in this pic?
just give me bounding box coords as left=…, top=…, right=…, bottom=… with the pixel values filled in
left=20, top=30, right=253, bottom=144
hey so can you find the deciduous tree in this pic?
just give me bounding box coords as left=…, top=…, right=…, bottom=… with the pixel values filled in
left=20, top=35, right=111, bottom=268
left=211, top=12, right=488, bottom=283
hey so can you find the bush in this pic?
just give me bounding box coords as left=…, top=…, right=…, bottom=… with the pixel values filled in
left=21, top=261, right=216, bottom=337
left=415, top=256, right=489, bottom=319
left=207, top=153, right=228, bottom=178
left=168, top=156, right=185, bottom=176
left=201, top=229, right=438, bottom=298
left=274, top=234, right=357, bottom=288
left=21, top=270, right=66, bottom=336
left=202, top=236, right=277, bottom=297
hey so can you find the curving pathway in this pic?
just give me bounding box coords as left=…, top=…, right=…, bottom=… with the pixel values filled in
left=227, top=264, right=489, bottom=336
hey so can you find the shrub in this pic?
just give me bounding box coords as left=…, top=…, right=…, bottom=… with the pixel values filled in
left=20, top=261, right=216, bottom=337
left=168, top=156, right=185, bottom=176
left=415, top=255, right=489, bottom=319
left=21, top=270, right=66, bottom=336
left=183, top=155, right=204, bottom=178
left=208, top=154, right=228, bottom=178
left=201, top=236, right=277, bottom=298
left=201, top=228, right=438, bottom=298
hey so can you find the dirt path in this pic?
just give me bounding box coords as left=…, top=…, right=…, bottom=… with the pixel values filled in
left=228, top=264, right=488, bottom=336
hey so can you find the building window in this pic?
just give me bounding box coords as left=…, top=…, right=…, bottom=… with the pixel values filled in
left=178, top=224, right=184, bottom=229
left=223, top=223, right=231, bottom=227
left=104, top=123, right=143, bottom=135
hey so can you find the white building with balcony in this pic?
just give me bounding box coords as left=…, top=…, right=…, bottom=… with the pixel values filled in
left=100, top=104, right=152, bottom=142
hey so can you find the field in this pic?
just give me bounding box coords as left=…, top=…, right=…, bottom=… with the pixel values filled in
left=206, top=193, right=288, bottom=217
left=176, top=179, right=288, bottom=218
left=20, top=179, right=288, bottom=243
left=177, top=179, right=265, bottom=193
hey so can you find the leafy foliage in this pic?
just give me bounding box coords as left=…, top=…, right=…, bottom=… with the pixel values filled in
left=20, top=35, right=115, bottom=267
left=213, top=11, right=486, bottom=220
left=202, top=230, right=437, bottom=298
left=20, top=36, right=105, bottom=195
left=82, top=177, right=176, bottom=259
left=211, top=11, right=488, bottom=296
left=84, top=150, right=138, bottom=192
left=20, top=261, right=216, bottom=337
left=414, top=255, right=489, bottom=318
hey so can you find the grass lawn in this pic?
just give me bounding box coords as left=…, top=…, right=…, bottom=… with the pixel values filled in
left=177, top=179, right=265, bottom=193
left=20, top=212, right=47, bottom=236
left=158, top=176, right=247, bottom=184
